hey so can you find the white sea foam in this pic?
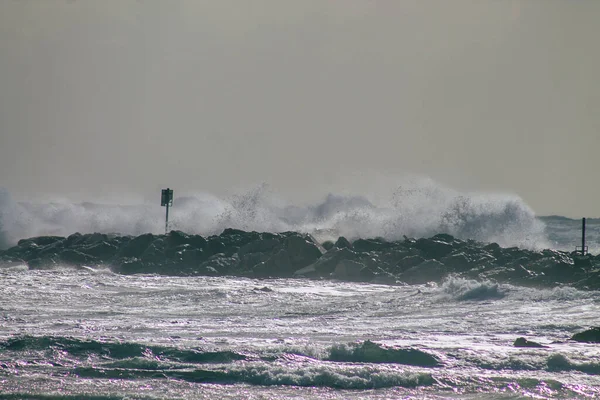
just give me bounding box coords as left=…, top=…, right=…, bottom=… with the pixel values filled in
left=438, top=276, right=507, bottom=301
left=0, top=177, right=549, bottom=250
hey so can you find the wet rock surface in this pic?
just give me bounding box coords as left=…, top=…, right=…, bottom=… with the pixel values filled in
left=1, top=230, right=599, bottom=289
left=571, top=327, right=600, bottom=343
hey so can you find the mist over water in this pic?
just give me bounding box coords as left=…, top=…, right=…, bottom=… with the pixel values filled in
left=0, top=178, right=549, bottom=250
left=0, top=178, right=550, bottom=250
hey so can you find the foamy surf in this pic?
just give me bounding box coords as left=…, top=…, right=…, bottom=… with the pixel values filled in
left=0, top=179, right=549, bottom=250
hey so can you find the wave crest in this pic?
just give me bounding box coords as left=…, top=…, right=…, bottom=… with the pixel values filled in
left=327, top=340, right=441, bottom=367
left=0, top=178, right=548, bottom=250
left=440, top=276, right=507, bottom=301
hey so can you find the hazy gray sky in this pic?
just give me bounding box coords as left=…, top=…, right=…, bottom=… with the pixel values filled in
left=1, top=0, right=599, bottom=216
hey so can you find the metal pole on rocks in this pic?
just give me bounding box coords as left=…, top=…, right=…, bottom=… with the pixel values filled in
left=165, top=201, right=169, bottom=234
left=582, top=217, right=587, bottom=255
left=161, top=188, right=173, bottom=235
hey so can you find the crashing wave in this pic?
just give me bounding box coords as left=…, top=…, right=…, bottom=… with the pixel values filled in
left=440, top=276, right=507, bottom=301
left=0, top=178, right=549, bottom=250
left=327, top=340, right=441, bottom=367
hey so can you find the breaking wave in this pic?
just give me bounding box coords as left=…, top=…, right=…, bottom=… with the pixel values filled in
left=0, top=335, right=435, bottom=389
left=71, top=364, right=434, bottom=389
left=326, top=341, right=441, bottom=366
left=439, top=277, right=507, bottom=301
left=0, top=336, right=249, bottom=364
left=0, top=177, right=549, bottom=250
left=3, top=335, right=600, bottom=394
left=547, top=353, right=600, bottom=375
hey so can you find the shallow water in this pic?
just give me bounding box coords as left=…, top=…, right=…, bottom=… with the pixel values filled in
left=1, top=267, right=599, bottom=399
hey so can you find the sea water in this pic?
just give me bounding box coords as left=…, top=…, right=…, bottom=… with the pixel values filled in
left=1, top=184, right=599, bottom=398
left=1, top=269, right=599, bottom=398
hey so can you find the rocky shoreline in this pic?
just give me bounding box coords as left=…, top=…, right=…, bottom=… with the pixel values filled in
left=1, top=229, right=599, bottom=289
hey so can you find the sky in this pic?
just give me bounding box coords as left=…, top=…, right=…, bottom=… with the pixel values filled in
left=0, top=0, right=599, bottom=217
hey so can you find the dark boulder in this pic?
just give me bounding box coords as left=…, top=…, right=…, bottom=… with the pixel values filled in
left=112, top=258, right=147, bottom=275
left=574, top=255, right=593, bottom=268
left=571, top=327, right=600, bottom=343
left=221, top=228, right=248, bottom=236
left=295, top=247, right=358, bottom=278
left=321, top=241, right=334, bottom=251
left=485, top=265, right=537, bottom=284
left=140, top=239, right=166, bottom=263
left=513, top=264, right=536, bottom=278
left=79, top=233, right=110, bottom=246
left=259, top=232, right=280, bottom=241
left=165, top=244, right=190, bottom=259
left=332, top=260, right=374, bottom=282
left=59, top=249, right=98, bottom=266
left=166, top=230, right=190, bottom=248
left=206, top=238, right=226, bottom=256
left=400, top=259, right=447, bottom=284
left=18, top=236, right=63, bottom=247
left=528, top=256, right=585, bottom=285
left=377, top=249, right=411, bottom=268
left=577, top=270, right=600, bottom=290
left=237, top=238, right=281, bottom=257
left=284, top=234, right=323, bottom=269
left=370, top=268, right=399, bottom=285
left=80, top=241, right=118, bottom=261
left=394, top=255, right=426, bottom=273
left=414, top=238, right=453, bottom=260
left=431, top=233, right=455, bottom=243
left=334, top=236, right=352, bottom=249
left=27, top=257, right=58, bottom=270
left=65, top=232, right=83, bottom=247
left=484, top=242, right=501, bottom=252
left=253, top=249, right=294, bottom=278
left=238, top=252, right=270, bottom=272
left=111, top=236, right=132, bottom=248
left=292, top=264, right=320, bottom=279
left=197, top=265, right=220, bottom=276
left=180, top=247, right=208, bottom=266
left=219, top=229, right=261, bottom=249
left=440, top=252, right=472, bottom=271
left=37, top=239, right=66, bottom=258
left=0, top=255, right=23, bottom=266
left=545, top=263, right=586, bottom=284
left=470, top=252, right=498, bottom=269
left=187, top=235, right=208, bottom=250
left=4, top=240, right=41, bottom=261
left=494, top=247, right=531, bottom=265
left=116, top=233, right=156, bottom=258
left=352, top=238, right=388, bottom=253
left=198, top=254, right=240, bottom=275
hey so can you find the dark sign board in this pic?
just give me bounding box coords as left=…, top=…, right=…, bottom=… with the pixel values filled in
left=161, top=188, right=173, bottom=207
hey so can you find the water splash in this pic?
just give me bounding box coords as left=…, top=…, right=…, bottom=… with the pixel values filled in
left=0, top=178, right=548, bottom=250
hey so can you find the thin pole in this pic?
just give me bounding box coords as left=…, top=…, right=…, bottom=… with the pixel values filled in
left=582, top=217, right=586, bottom=255
left=165, top=202, right=170, bottom=235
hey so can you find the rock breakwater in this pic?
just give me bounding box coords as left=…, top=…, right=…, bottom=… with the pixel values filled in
left=1, top=229, right=599, bottom=289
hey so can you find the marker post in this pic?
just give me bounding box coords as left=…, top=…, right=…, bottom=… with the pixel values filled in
left=161, top=188, right=174, bottom=234
left=576, top=217, right=588, bottom=256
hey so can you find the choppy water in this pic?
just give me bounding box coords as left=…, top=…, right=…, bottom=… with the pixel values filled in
left=1, top=266, right=599, bottom=399
left=2, top=181, right=600, bottom=398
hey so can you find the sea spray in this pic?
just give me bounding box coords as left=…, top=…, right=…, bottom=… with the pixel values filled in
left=0, top=179, right=549, bottom=250
left=439, top=276, right=507, bottom=301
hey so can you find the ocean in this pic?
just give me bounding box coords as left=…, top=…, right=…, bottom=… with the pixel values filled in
left=1, top=185, right=599, bottom=399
